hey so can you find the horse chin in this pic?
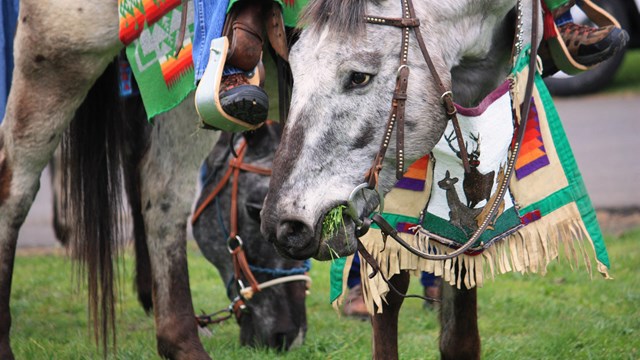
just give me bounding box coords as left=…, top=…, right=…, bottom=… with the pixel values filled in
left=311, top=194, right=380, bottom=261
left=313, top=219, right=358, bottom=261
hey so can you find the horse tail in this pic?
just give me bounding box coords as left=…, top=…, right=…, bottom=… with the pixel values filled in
left=119, top=87, right=154, bottom=314
left=61, top=57, right=129, bottom=353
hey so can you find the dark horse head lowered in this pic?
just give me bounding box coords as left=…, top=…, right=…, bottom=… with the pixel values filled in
left=192, top=124, right=307, bottom=350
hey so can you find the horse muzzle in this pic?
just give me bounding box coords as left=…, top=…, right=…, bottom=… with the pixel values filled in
left=272, top=215, right=320, bottom=260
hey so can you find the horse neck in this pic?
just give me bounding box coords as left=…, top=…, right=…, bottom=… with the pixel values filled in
left=413, top=0, right=518, bottom=107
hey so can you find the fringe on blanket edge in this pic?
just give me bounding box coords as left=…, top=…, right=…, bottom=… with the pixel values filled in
left=348, top=203, right=610, bottom=315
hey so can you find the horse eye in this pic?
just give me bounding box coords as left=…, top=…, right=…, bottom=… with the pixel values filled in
left=350, top=72, right=372, bottom=87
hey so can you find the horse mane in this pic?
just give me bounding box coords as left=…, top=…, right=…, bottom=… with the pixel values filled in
left=301, top=0, right=378, bottom=35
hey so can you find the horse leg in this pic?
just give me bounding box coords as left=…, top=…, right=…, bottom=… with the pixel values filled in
left=139, top=97, right=219, bottom=359
left=439, top=281, right=481, bottom=360
left=0, top=2, right=119, bottom=358
left=371, top=271, right=410, bottom=360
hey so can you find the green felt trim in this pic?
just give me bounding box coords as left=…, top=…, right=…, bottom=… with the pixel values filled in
left=544, top=0, right=571, bottom=11
left=367, top=210, right=521, bottom=246
left=422, top=208, right=522, bottom=246
left=512, top=51, right=608, bottom=267
left=513, top=45, right=531, bottom=74
left=329, top=257, right=347, bottom=303
left=527, top=75, right=610, bottom=267
left=520, top=185, right=582, bottom=216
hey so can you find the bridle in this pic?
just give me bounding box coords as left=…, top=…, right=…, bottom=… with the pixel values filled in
left=348, top=0, right=540, bottom=263
left=192, top=136, right=311, bottom=325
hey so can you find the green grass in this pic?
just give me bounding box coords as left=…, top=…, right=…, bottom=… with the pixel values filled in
left=606, top=49, right=640, bottom=93
left=10, top=229, right=640, bottom=359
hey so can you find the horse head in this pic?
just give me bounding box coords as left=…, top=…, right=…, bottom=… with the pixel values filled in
left=261, top=0, right=520, bottom=260
left=193, top=124, right=307, bottom=350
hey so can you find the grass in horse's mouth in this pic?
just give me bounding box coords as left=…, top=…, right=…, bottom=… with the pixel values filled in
left=321, top=205, right=349, bottom=260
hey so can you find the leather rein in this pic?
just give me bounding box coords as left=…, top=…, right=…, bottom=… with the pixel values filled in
left=353, top=0, right=540, bottom=263
left=192, top=138, right=311, bottom=326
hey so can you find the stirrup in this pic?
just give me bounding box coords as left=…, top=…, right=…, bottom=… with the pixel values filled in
left=545, top=0, right=622, bottom=75
left=195, top=36, right=264, bottom=132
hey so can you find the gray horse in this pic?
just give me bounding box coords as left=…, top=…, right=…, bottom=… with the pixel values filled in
left=192, top=124, right=308, bottom=350
left=261, top=0, right=536, bottom=359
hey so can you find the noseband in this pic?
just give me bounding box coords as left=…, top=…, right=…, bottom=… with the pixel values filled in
left=351, top=0, right=540, bottom=263
left=192, top=137, right=311, bottom=325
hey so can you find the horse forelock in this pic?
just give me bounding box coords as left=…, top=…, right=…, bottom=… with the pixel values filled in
left=301, top=0, right=379, bottom=35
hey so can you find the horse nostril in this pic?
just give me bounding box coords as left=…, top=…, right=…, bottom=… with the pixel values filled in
left=276, top=218, right=317, bottom=259
left=278, top=219, right=306, bottom=238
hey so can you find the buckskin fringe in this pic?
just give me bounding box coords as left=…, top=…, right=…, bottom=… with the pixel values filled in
left=354, top=202, right=610, bottom=314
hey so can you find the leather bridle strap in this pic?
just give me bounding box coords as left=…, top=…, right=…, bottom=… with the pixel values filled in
left=231, top=244, right=261, bottom=294
left=363, top=19, right=411, bottom=186
left=364, top=0, right=471, bottom=189
left=191, top=141, right=272, bottom=225
left=405, top=0, right=470, bottom=174
left=190, top=140, right=271, bottom=295
left=360, top=0, right=541, bottom=261
left=175, top=0, right=189, bottom=58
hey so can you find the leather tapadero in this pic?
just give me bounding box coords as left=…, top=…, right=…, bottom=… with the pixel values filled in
left=223, top=1, right=267, bottom=71
left=266, top=3, right=288, bottom=61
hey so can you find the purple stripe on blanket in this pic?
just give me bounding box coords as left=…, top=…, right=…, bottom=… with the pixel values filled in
left=515, top=155, right=551, bottom=180
left=396, top=222, right=418, bottom=234
left=395, top=177, right=425, bottom=191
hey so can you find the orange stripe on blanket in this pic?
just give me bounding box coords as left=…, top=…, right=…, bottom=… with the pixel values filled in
left=519, top=137, right=544, bottom=154
left=119, top=8, right=145, bottom=45
left=119, top=0, right=182, bottom=45
left=161, top=43, right=194, bottom=87
left=516, top=148, right=546, bottom=169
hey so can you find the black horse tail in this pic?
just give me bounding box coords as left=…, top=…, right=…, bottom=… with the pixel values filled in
left=61, top=55, right=151, bottom=353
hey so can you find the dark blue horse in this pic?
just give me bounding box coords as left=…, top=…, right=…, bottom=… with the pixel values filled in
left=192, top=124, right=308, bottom=350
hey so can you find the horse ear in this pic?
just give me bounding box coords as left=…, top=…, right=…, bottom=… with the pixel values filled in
left=445, top=170, right=450, bottom=177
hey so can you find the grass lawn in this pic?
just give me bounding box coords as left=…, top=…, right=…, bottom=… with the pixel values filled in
left=10, top=228, right=640, bottom=359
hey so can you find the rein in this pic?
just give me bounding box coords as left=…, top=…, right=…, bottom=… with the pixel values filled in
left=353, top=0, right=541, bottom=263
left=192, top=137, right=311, bottom=326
